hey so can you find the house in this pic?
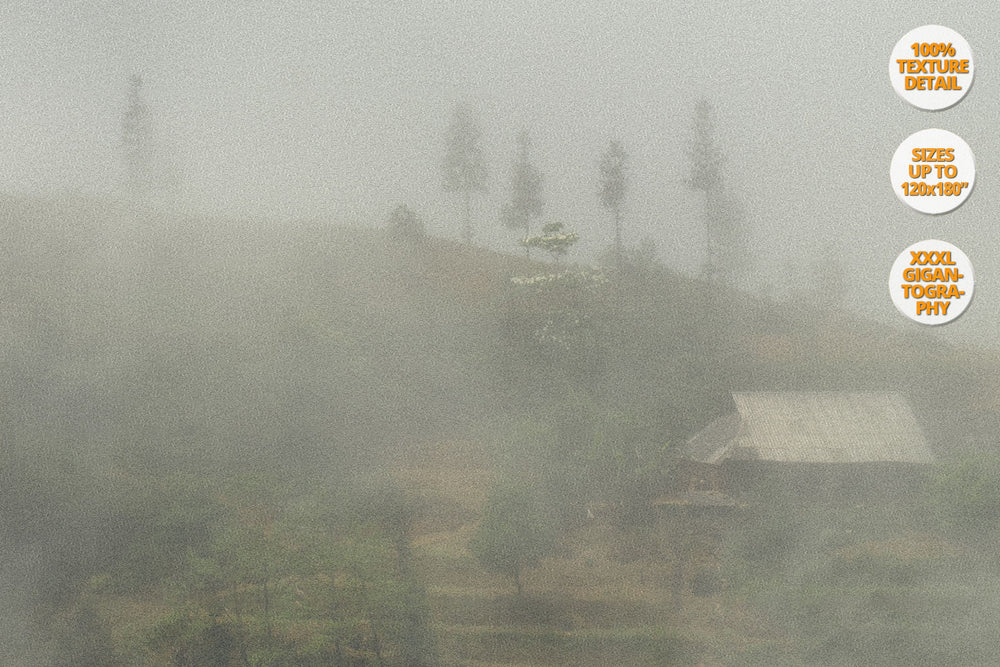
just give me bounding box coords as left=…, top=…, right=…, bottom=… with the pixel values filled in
left=672, top=391, right=936, bottom=502
left=651, top=391, right=935, bottom=599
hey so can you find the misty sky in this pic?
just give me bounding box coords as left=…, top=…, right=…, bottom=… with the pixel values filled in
left=4, top=0, right=1000, bottom=347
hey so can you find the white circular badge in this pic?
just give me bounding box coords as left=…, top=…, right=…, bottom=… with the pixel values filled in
left=889, top=239, right=973, bottom=325
left=889, top=25, right=974, bottom=110
left=890, top=128, right=975, bottom=215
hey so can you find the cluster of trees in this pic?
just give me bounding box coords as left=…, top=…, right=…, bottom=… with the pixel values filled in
left=469, top=228, right=726, bottom=597
left=439, top=100, right=746, bottom=281
left=457, top=103, right=764, bottom=590
left=119, top=77, right=746, bottom=282
left=41, top=475, right=435, bottom=666
left=19, top=76, right=1000, bottom=665
left=1, top=201, right=481, bottom=664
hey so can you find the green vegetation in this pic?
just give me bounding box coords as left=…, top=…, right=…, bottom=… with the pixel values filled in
left=930, top=454, right=1000, bottom=539
left=518, top=221, right=579, bottom=262
left=469, top=481, right=558, bottom=596
left=7, top=195, right=1000, bottom=664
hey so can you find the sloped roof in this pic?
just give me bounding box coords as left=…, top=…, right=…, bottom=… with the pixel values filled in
left=681, top=392, right=935, bottom=464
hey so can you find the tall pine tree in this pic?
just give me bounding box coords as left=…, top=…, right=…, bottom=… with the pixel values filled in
left=502, top=131, right=544, bottom=256
left=598, top=139, right=629, bottom=267
left=121, top=73, right=152, bottom=201
left=442, top=104, right=488, bottom=243
left=687, top=100, right=745, bottom=285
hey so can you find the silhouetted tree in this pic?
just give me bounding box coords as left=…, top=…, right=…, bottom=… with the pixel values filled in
left=387, top=204, right=425, bottom=242
left=599, top=139, right=629, bottom=267
left=121, top=73, right=152, bottom=200
left=120, top=73, right=181, bottom=206
left=687, top=100, right=723, bottom=194
left=469, top=483, right=556, bottom=596
left=687, top=100, right=745, bottom=285
left=502, top=131, right=544, bottom=255
left=442, top=104, right=488, bottom=243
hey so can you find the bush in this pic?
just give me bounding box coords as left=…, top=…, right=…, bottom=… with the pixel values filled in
left=387, top=204, right=424, bottom=242
left=469, top=480, right=558, bottom=596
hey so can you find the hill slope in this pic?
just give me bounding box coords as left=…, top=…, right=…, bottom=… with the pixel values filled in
left=4, top=195, right=1000, bottom=664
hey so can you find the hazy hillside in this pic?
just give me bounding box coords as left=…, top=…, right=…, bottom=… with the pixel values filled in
left=3, top=196, right=1000, bottom=664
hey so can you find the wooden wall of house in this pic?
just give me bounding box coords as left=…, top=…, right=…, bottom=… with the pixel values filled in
left=668, top=459, right=726, bottom=494
left=722, top=461, right=932, bottom=504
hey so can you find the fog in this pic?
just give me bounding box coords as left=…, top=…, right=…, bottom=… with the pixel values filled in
left=5, top=2, right=1000, bottom=345
left=5, top=1, right=1000, bottom=664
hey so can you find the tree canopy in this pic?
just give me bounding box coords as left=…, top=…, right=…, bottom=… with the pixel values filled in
left=598, top=139, right=629, bottom=263
left=442, top=104, right=488, bottom=243
left=502, top=131, right=545, bottom=249
left=469, top=482, right=557, bottom=596
left=519, top=222, right=579, bottom=262
left=686, top=99, right=746, bottom=285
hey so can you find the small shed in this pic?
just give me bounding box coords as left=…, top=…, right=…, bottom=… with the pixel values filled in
left=675, top=391, right=935, bottom=501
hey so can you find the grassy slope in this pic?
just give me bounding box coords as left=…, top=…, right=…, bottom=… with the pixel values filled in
left=4, top=194, right=994, bottom=465
left=5, top=195, right=1000, bottom=664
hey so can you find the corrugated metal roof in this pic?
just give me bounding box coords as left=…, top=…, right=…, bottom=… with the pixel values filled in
left=682, top=412, right=740, bottom=463
left=682, top=392, right=935, bottom=464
